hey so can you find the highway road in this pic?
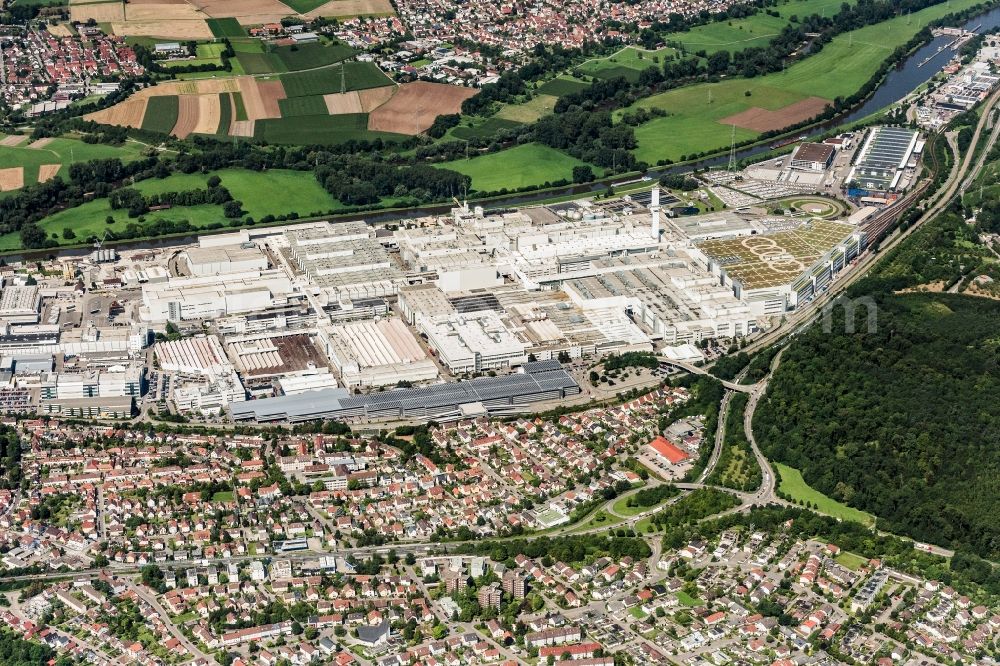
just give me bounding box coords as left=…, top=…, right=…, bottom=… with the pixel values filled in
left=697, top=390, right=733, bottom=484
left=658, top=359, right=753, bottom=393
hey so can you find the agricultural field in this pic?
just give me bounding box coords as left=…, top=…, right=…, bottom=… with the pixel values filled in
left=3, top=169, right=344, bottom=250
left=254, top=113, right=406, bottom=145
left=277, top=95, right=330, bottom=117
left=323, top=86, right=395, bottom=114
left=207, top=17, right=246, bottom=38
left=300, top=0, right=393, bottom=18
left=536, top=76, right=590, bottom=97
left=69, top=0, right=215, bottom=40
left=448, top=117, right=523, bottom=141
left=235, top=41, right=354, bottom=74
left=196, top=0, right=293, bottom=26
left=216, top=92, right=233, bottom=134
left=280, top=0, right=330, bottom=12
left=85, top=59, right=410, bottom=144
left=196, top=0, right=392, bottom=26
left=576, top=46, right=677, bottom=82
left=0, top=136, right=148, bottom=191
left=670, top=0, right=855, bottom=55
left=280, top=61, right=393, bottom=97
left=367, top=81, right=477, bottom=135
left=439, top=143, right=594, bottom=193
left=669, top=13, right=789, bottom=54
left=87, top=77, right=284, bottom=138
left=494, top=94, right=559, bottom=123
left=626, top=0, right=983, bottom=163
left=140, top=95, right=180, bottom=134
left=774, top=463, right=875, bottom=526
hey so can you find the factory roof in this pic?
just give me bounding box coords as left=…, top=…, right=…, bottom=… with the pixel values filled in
left=231, top=361, right=578, bottom=422
left=792, top=142, right=835, bottom=163
left=184, top=244, right=266, bottom=266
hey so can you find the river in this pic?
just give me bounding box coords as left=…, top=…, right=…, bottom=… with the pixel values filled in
left=18, top=3, right=1000, bottom=261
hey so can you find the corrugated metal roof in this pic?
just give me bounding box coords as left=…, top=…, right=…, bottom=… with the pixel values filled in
left=230, top=363, right=578, bottom=422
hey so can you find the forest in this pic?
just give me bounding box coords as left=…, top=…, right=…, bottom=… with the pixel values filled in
left=754, top=291, right=1000, bottom=559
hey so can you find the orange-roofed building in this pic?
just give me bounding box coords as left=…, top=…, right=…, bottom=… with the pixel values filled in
left=648, top=436, right=689, bottom=464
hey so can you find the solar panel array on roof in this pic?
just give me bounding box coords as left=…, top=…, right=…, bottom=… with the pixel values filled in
left=230, top=363, right=580, bottom=423
left=450, top=293, right=502, bottom=314
left=522, top=359, right=562, bottom=373
left=860, top=127, right=916, bottom=169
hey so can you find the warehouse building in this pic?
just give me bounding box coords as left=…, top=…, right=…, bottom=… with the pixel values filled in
left=563, top=257, right=756, bottom=342
left=230, top=360, right=580, bottom=423
left=690, top=218, right=861, bottom=315
left=494, top=289, right=650, bottom=360
left=182, top=244, right=268, bottom=276
left=284, top=226, right=405, bottom=300
left=227, top=332, right=328, bottom=383
left=0, top=285, right=41, bottom=324
left=140, top=270, right=294, bottom=323
left=790, top=142, right=836, bottom=171
left=154, top=335, right=247, bottom=414
left=419, top=310, right=526, bottom=374
left=319, top=319, right=439, bottom=388
left=278, top=371, right=340, bottom=395
left=846, top=126, right=920, bottom=193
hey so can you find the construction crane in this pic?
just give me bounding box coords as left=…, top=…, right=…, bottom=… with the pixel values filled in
left=93, top=229, right=109, bottom=251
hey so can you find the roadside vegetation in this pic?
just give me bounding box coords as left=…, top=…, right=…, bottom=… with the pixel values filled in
left=706, top=394, right=761, bottom=492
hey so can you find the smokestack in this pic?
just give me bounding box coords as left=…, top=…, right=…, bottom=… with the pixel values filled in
left=650, top=187, right=661, bottom=240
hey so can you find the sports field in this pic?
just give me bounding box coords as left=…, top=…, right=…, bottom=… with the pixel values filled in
left=162, top=42, right=226, bottom=68
left=439, top=143, right=593, bottom=193
left=628, top=0, right=983, bottom=163
left=695, top=219, right=854, bottom=289
left=774, top=463, right=874, bottom=526
left=7, top=168, right=344, bottom=249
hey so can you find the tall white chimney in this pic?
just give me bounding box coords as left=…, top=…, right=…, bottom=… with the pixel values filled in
left=650, top=186, right=661, bottom=240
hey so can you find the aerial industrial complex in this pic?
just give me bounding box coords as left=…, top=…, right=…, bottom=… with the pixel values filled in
left=0, top=127, right=920, bottom=422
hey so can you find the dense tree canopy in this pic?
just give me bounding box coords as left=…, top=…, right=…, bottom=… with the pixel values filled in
left=755, top=292, right=1000, bottom=559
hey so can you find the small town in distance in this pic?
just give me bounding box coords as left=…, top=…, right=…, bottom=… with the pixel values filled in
left=2, top=0, right=1000, bottom=664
